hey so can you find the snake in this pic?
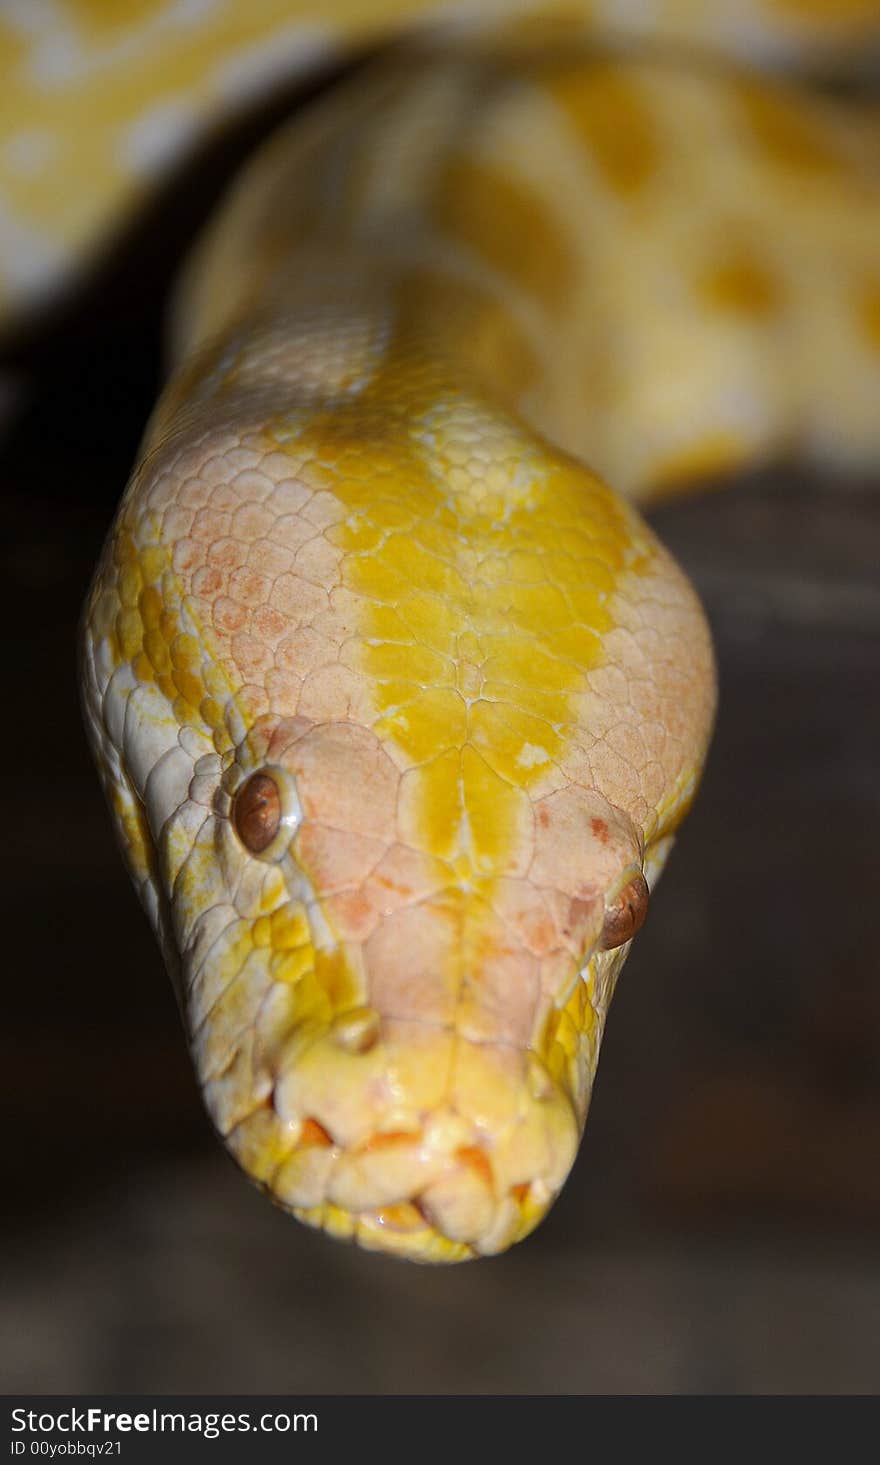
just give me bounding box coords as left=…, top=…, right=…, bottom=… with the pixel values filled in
left=6, top=1, right=877, bottom=1264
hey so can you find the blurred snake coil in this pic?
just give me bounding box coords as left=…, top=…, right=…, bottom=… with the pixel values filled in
left=6, top=1, right=876, bottom=1261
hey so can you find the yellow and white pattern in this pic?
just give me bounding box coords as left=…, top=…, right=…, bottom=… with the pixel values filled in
left=2, top=0, right=878, bottom=320
left=5, top=0, right=871, bottom=1259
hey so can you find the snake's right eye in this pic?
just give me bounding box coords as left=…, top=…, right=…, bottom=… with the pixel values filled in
left=600, top=872, right=649, bottom=951
left=233, top=772, right=282, bottom=853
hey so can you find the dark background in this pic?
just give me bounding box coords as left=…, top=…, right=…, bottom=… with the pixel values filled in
left=2, top=72, right=879, bottom=1395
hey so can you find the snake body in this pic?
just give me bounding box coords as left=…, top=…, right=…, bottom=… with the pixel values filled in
left=33, top=0, right=875, bottom=1261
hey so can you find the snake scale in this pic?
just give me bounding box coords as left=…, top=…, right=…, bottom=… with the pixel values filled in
left=6, top=1, right=878, bottom=1262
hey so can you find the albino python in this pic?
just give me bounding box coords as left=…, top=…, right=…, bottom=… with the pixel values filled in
left=6, top=2, right=878, bottom=1262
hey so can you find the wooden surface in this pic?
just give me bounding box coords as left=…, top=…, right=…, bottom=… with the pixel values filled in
left=2, top=87, right=878, bottom=1394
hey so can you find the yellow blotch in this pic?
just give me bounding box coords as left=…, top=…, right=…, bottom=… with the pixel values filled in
left=375, top=533, right=469, bottom=601
left=170, top=632, right=201, bottom=668
left=503, top=580, right=570, bottom=631
left=199, top=696, right=225, bottom=733
left=287, top=970, right=333, bottom=1031
left=272, top=946, right=314, bottom=986
left=500, top=5, right=595, bottom=43
left=376, top=687, right=467, bottom=765
left=460, top=747, right=529, bottom=872
left=313, top=946, right=360, bottom=1015
left=699, top=249, right=782, bottom=318
left=117, top=561, right=142, bottom=609
left=5, top=0, right=431, bottom=245
left=138, top=583, right=163, bottom=629
left=357, top=605, right=411, bottom=644
left=537, top=973, right=597, bottom=1100
left=173, top=666, right=206, bottom=710
left=321, top=1206, right=359, bottom=1245
left=549, top=63, right=659, bottom=195
left=343, top=552, right=407, bottom=603
left=71, top=0, right=169, bottom=38
left=369, top=679, right=419, bottom=712
left=275, top=364, right=641, bottom=887
left=0, top=17, right=26, bottom=74
left=412, top=750, right=465, bottom=862
left=482, top=683, right=573, bottom=733
left=433, top=158, right=574, bottom=313
left=270, top=903, right=311, bottom=953
left=139, top=544, right=166, bottom=583
left=482, top=636, right=584, bottom=696
left=398, top=596, right=459, bottom=657
left=172, top=694, right=197, bottom=726
left=326, top=516, right=384, bottom=554
left=131, top=650, right=153, bottom=682
left=143, top=628, right=171, bottom=674
left=469, top=700, right=561, bottom=783
left=176, top=642, right=209, bottom=692
left=361, top=640, right=450, bottom=688
left=738, top=83, right=842, bottom=174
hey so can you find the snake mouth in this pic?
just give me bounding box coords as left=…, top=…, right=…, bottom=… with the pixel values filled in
left=211, top=921, right=639, bottom=1261
left=224, top=1023, right=582, bottom=1263
left=279, top=1108, right=566, bottom=1263
left=280, top=1124, right=567, bottom=1264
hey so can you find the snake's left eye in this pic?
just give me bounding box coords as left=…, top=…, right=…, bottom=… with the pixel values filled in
left=600, top=873, right=649, bottom=950
left=233, top=772, right=282, bottom=853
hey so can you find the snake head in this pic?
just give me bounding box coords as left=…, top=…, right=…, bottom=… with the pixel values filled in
left=81, top=378, right=713, bottom=1261
left=151, top=701, right=667, bottom=1261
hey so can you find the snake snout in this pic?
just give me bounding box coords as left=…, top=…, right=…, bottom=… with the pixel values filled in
left=259, top=1026, right=580, bottom=1260
left=326, top=1119, right=499, bottom=1245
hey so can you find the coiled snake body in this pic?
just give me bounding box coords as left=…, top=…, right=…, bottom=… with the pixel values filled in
left=10, top=0, right=873, bottom=1261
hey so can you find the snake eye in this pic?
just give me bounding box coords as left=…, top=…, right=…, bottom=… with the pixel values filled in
left=233, top=772, right=282, bottom=853
left=600, top=873, right=649, bottom=951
